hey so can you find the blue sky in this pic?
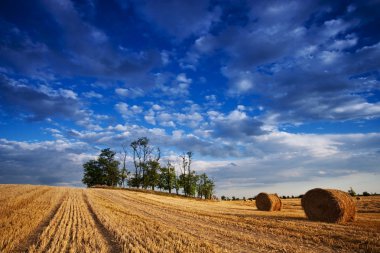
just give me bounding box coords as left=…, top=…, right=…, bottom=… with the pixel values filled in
left=0, top=0, right=379, bottom=197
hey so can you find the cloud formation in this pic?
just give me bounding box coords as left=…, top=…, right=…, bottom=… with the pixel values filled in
left=0, top=0, right=379, bottom=196
left=0, top=75, right=82, bottom=120
left=0, top=138, right=90, bottom=186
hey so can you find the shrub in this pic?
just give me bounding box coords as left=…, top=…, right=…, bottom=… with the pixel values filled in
left=362, top=191, right=370, bottom=196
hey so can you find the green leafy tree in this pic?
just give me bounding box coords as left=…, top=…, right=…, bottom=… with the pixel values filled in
left=129, top=137, right=160, bottom=189
left=180, top=171, right=198, bottom=197
left=82, top=148, right=120, bottom=187
left=145, top=160, right=161, bottom=190
left=179, top=151, right=198, bottom=197
left=348, top=187, right=356, bottom=196
left=362, top=191, right=370, bottom=196
left=119, top=168, right=130, bottom=188
left=197, top=173, right=215, bottom=199
left=82, top=160, right=104, bottom=187
left=98, top=148, right=120, bottom=186
left=160, top=161, right=176, bottom=193
left=174, top=172, right=181, bottom=195
left=130, top=137, right=150, bottom=188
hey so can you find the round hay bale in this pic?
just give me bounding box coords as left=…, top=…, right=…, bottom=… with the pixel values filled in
left=301, top=188, right=356, bottom=223
left=255, top=193, right=282, bottom=211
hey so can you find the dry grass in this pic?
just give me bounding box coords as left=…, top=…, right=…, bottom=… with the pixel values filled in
left=28, top=188, right=110, bottom=253
left=1, top=184, right=379, bottom=253
left=0, top=185, right=65, bottom=252
left=86, top=189, right=219, bottom=252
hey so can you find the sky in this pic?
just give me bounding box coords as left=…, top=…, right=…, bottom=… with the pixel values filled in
left=0, top=0, right=379, bottom=197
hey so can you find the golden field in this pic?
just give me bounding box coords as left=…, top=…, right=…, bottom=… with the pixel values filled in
left=0, top=184, right=379, bottom=253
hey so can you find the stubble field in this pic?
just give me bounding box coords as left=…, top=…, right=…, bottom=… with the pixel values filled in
left=0, top=184, right=379, bottom=252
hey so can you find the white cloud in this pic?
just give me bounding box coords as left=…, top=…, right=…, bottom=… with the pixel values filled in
left=131, top=105, right=143, bottom=114
left=319, top=50, right=340, bottom=64
left=152, top=104, right=163, bottom=110
left=112, top=124, right=128, bottom=131
left=0, top=138, right=90, bottom=186
left=155, top=73, right=192, bottom=97
left=176, top=73, right=192, bottom=83
left=256, top=131, right=341, bottom=158
left=226, top=109, right=247, bottom=121
left=144, top=109, right=156, bottom=125
left=192, top=132, right=380, bottom=196
left=323, top=19, right=351, bottom=37
left=115, top=87, right=145, bottom=98
left=115, top=102, right=143, bottom=119
left=115, top=102, right=129, bottom=115
left=328, top=35, right=357, bottom=50
left=332, top=102, right=380, bottom=118
left=82, top=91, right=103, bottom=99
left=59, top=89, right=78, bottom=99
left=172, top=130, right=184, bottom=139
left=157, top=112, right=171, bottom=121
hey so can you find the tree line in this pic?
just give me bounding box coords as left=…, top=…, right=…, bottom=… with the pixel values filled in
left=82, top=137, right=215, bottom=199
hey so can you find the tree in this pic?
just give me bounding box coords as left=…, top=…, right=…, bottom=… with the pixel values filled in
left=179, top=151, right=198, bottom=197
left=204, top=179, right=215, bottom=199
left=129, top=137, right=160, bottom=189
left=180, top=171, right=198, bottom=197
left=363, top=191, right=370, bottom=196
left=98, top=148, right=120, bottom=186
left=348, top=187, right=356, bottom=196
left=130, top=137, right=150, bottom=188
left=145, top=160, right=161, bottom=190
left=82, top=160, right=104, bottom=187
left=197, top=173, right=215, bottom=199
left=82, top=148, right=120, bottom=187
left=160, top=161, right=176, bottom=193
left=119, top=144, right=130, bottom=187
left=174, top=171, right=181, bottom=195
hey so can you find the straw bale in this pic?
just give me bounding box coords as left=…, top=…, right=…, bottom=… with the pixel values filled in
left=301, top=188, right=356, bottom=223
left=256, top=193, right=282, bottom=211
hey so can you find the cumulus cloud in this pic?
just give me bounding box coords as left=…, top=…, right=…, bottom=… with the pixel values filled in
left=209, top=108, right=266, bottom=139
left=1, top=0, right=379, bottom=196
left=82, top=91, right=103, bottom=99
left=203, top=132, right=380, bottom=196
left=115, top=102, right=143, bottom=120
left=0, top=75, right=83, bottom=120
left=144, top=109, right=156, bottom=125
left=156, top=73, right=192, bottom=97
left=115, top=87, right=145, bottom=98
left=0, top=138, right=91, bottom=186
left=192, top=1, right=380, bottom=123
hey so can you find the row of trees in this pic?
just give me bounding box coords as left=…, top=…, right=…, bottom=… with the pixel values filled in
left=82, top=137, right=215, bottom=199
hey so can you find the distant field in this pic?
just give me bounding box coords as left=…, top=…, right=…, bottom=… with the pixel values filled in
left=0, top=185, right=379, bottom=252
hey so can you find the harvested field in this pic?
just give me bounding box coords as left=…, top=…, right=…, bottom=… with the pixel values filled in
left=1, top=184, right=379, bottom=253
left=28, top=189, right=111, bottom=253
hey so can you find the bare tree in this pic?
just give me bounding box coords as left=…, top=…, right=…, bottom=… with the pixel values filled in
left=119, top=143, right=130, bottom=187
left=130, top=137, right=160, bottom=189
